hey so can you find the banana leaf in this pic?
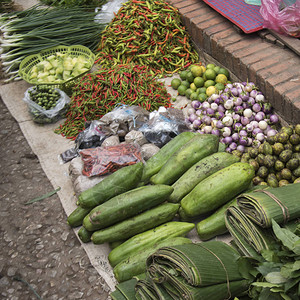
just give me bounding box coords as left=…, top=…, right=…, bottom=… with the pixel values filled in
left=237, top=183, right=300, bottom=228
left=146, top=241, right=243, bottom=287
left=224, top=206, right=273, bottom=259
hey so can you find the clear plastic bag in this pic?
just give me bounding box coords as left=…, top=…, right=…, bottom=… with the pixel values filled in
left=23, top=87, right=71, bottom=124
left=260, top=0, right=300, bottom=37
left=138, top=107, right=190, bottom=148
left=94, top=0, right=127, bottom=24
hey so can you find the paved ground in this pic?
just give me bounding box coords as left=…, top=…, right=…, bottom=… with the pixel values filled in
left=0, top=96, right=110, bottom=299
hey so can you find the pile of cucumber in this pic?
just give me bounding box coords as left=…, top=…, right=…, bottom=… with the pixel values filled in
left=67, top=131, right=256, bottom=283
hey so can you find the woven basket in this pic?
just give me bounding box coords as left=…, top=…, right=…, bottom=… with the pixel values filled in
left=19, top=45, right=95, bottom=94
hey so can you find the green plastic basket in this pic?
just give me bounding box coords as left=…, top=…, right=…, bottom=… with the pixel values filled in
left=19, top=45, right=95, bottom=95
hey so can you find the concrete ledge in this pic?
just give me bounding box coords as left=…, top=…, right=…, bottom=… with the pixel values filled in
left=167, top=0, right=300, bottom=124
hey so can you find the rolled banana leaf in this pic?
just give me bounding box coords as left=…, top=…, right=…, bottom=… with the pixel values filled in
left=142, top=241, right=248, bottom=300
left=146, top=241, right=243, bottom=287
left=237, top=182, right=300, bottom=228
left=224, top=206, right=273, bottom=259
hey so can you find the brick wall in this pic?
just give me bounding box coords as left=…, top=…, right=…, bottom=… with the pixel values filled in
left=167, top=0, right=300, bottom=124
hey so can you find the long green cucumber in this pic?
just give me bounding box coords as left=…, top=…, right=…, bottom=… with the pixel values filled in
left=140, top=131, right=198, bottom=185
left=67, top=206, right=92, bottom=228
left=196, top=198, right=238, bottom=241
left=180, top=162, right=255, bottom=218
left=77, top=162, right=144, bottom=208
left=78, top=226, right=93, bottom=243
left=108, top=221, right=195, bottom=267
left=83, top=184, right=174, bottom=231
left=150, top=134, right=219, bottom=185
left=168, top=152, right=240, bottom=203
left=113, top=237, right=192, bottom=282
left=91, top=203, right=180, bottom=244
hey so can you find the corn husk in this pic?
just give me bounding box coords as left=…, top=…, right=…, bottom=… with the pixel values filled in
left=237, top=183, right=300, bottom=228
left=224, top=206, right=273, bottom=259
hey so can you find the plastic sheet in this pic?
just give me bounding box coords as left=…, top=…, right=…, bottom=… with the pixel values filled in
left=260, top=0, right=300, bottom=37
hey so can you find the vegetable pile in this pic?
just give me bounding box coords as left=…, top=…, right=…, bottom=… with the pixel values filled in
left=0, top=5, right=106, bottom=81
left=186, top=81, right=280, bottom=153
left=28, top=86, right=61, bottom=110
left=95, top=0, right=199, bottom=76
left=55, top=64, right=172, bottom=140
left=28, top=52, right=92, bottom=84
left=241, top=124, right=300, bottom=187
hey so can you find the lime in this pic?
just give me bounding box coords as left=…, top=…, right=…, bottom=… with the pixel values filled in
left=181, top=80, right=190, bottom=88
left=200, top=66, right=206, bottom=73
left=218, top=67, right=230, bottom=79
left=204, top=80, right=215, bottom=88
left=206, top=86, right=217, bottom=97
left=214, top=66, right=221, bottom=74
left=198, top=93, right=208, bottom=102
left=215, top=82, right=225, bottom=91
left=179, top=70, right=188, bottom=80
left=178, top=85, right=188, bottom=96
left=194, top=77, right=205, bottom=88
left=190, top=82, right=197, bottom=91
left=206, top=63, right=215, bottom=69
left=197, top=87, right=206, bottom=94
left=215, top=74, right=228, bottom=85
left=190, top=92, right=199, bottom=101
left=171, top=78, right=182, bottom=90
left=186, top=71, right=195, bottom=83
left=191, top=65, right=203, bottom=78
left=185, top=88, right=193, bottom=99
left=204, top=69, right=217, bottom=81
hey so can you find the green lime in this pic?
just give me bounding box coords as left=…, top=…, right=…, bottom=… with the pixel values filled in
left=194, top=77, right=205, bottom=88
left=206, top=86, right=217, bottom=97
left=179, top=70, right=188, bottom=80
left=171, top=78, right=182, bottom=90
left=218, top=67, right=230, bottom=79
left=181, top=80, right=190, bottom=88
left=198, top=93, right=208, bottom=102
left=190, top=92, right=199, bottom=101
left=204, top=69, right=217, bottom=81
left=214, top=66, right=221, bottom=74
left=197, top=87, right=206, bottom=94
left=206, top=63, right=215, bottom=69
left=204, top=80, right=215, bottom=88
left=190, top=82, right=197, bottom=91
left=178, top=85, right=188, bottom=96
left=215, top=82, right=225, bottom=91
left=185, top=88, right=193, bottom=99
left=190, top=65, right=203, bottom=78
left=186, top=71, right=195, bottom=83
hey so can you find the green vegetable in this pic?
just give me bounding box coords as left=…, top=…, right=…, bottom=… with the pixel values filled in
left=67, top=206, right=91, bottom=228
left=150, top=134, right=219, bottom=185
left=0, top=5, right=105, bottom=81
left=140, top=131, right=198, bottom=185
left=168, top=152, right=239, bottom=203
left=108, top=221, right=195, bottom=267
left=113, top=237, right=192, bottom=283
left=77, top=162, right=144, bottom=208
left=196, top=198, right=238, bottom=241
left=83, top=185, right=174, bottom=231
left=180, top=162, right=255, bottom=218
left=91, top=203, right=180, bottom=244
left=78, top=226, right=92, bottom=243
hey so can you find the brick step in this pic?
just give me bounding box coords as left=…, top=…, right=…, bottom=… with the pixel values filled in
left=167, top=0, right=300, bottom=124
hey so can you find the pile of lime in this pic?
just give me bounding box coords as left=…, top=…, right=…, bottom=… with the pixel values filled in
left=171, top=63, right=230, bottom=102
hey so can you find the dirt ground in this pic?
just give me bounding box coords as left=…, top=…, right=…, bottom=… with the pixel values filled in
left=0, top=95, right=110, bottom=299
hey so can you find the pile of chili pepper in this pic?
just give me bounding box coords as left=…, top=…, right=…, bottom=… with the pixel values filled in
left=95, top=0, right=199, bottom=76
left=55, top=64, right=172, bottom=140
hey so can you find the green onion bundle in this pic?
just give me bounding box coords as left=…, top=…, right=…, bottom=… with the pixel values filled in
left=0, top=5, right=105, bottom=82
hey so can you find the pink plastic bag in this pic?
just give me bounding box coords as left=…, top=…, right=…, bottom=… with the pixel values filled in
left=260, top=0, right=300, bottom=37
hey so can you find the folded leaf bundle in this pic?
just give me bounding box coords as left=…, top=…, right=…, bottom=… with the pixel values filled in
left=225, top=206, right=273, bottom=259
left=142, top=241, right=248, bottom=300
left=237, top=183, right=300, bottom=228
